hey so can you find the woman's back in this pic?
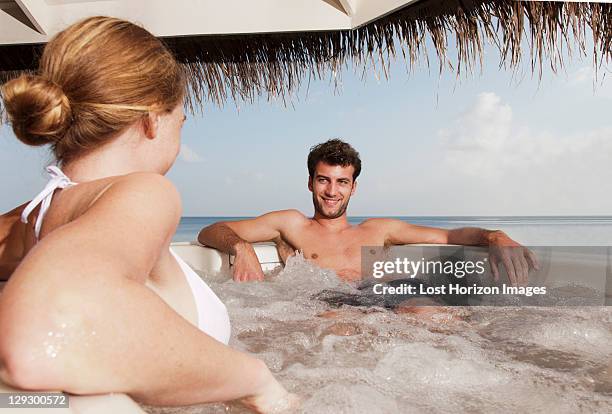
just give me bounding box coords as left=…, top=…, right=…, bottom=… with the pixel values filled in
left=21, top=169, right=201, bottom=328
left=0, top=16, right=295, bottom=412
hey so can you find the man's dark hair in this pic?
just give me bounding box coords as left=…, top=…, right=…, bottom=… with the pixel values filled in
left=307, top=139, right=361, bottom=180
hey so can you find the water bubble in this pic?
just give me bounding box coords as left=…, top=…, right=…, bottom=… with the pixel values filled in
left=182, top=260, right=612, bottom=414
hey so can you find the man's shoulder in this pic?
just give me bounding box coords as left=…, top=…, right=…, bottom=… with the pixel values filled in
left=256, top=209, right=309, bottom=228
left=359, top=217, right=406, bottom=228
left=262, top=208, right=306, bottom=219
left=276, top=209, right=307, bottom=218
left=358, top=218, right=413, bottom=240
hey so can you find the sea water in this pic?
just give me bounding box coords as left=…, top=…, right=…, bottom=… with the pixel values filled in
left=143, top=217, right=612, bottom=413
left=173, top=216, right=612, bottom=245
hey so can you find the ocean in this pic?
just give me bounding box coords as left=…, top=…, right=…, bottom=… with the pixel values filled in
left=174, top=216, right=612, bottom=245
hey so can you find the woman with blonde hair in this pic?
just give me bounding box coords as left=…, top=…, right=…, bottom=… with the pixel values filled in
left=0, top=16, right=295, bottom=412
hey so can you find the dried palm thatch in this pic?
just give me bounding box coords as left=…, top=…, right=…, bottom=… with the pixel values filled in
left=0, top=0, right=610, bottom=109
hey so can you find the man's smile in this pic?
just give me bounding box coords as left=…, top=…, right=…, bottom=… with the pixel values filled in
left=322, top=197, right=341, bottom=207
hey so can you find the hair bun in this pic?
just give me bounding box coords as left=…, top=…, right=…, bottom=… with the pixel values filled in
left=1, top=74, right=72, bottom=146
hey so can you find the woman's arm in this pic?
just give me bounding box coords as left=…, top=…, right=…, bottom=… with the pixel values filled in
left=0, top=173, right=288, bottom=409
left=0, top=202, right=30, bottom=281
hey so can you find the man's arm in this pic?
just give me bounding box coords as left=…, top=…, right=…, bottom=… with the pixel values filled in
left=198, top=210, right=304, bottom=282
left=373, top=219, right=539, bottom=286
left=377, top=219, right=500, bottom=246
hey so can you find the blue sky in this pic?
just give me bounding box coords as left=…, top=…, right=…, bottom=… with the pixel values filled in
left=1, top=40, right=610, bottom=216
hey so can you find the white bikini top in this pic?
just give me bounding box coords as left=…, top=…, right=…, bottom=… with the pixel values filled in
left=21, top=166, right=231, bottom=344
left=21, top=166, right=76, bottom=239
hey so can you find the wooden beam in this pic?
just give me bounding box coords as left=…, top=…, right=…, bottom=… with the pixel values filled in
left=350, top=0, right=419, bottom=28
left=338, top=0, right=354, bottom=15
left=14, top=0, right=45, bottom=34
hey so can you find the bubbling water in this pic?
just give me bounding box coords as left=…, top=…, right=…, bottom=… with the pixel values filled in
left=144, top=254, right=612, bottom=414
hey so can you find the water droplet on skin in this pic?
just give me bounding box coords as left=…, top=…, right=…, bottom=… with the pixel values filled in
left=45, top=343, right=59, bottom=358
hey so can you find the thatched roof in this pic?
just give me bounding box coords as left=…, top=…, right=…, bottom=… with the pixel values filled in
left=0, top=0, right=610, bottom=108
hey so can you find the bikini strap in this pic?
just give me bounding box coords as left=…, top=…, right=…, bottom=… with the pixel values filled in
left=21, top=166, right=77, bottom=240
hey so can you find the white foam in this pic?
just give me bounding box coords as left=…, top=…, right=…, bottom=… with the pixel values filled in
left=302, top=384, right=399, bottom=413
left=147, top=259, right=612, bottom=414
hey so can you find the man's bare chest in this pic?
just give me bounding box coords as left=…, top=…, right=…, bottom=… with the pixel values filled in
left=283, top=226, right=384, bottom=268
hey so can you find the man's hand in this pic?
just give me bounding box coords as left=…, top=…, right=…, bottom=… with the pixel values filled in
left=487, top=231, right=540, bottom=287
left=232, top=242, right=265, bottom=282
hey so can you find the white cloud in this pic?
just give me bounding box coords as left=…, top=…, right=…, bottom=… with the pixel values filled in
left=570, top=66, right=592, bottom=85
left=439, top=92, right=512, bottom=151
left=179, top=144, right=204, bottom=163
left=568, top=66, right=612, bottom=99
left=434, top=92, right=612, bottom=214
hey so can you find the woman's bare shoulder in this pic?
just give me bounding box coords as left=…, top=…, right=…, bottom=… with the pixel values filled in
left=97, top=172, right=180, bottom=202
left=86, top=172, right=182, bottom=228
left=20, top=173, right=183, bottom=281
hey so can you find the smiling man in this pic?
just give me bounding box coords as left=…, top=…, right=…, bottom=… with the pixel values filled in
left=198, top=139, right=538, bottom=284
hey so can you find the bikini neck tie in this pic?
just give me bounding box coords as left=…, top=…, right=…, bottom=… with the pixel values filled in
left=21, top=165, right=77, bottom=240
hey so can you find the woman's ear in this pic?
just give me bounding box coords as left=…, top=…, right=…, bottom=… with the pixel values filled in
left=142, top=112, right=160, bottom=139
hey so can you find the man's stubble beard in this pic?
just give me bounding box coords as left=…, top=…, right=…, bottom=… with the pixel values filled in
left=312, top=193, right=351, bottom=219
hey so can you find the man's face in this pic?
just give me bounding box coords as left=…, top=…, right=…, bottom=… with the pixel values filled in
left=308, top=162, right=357, bottom=219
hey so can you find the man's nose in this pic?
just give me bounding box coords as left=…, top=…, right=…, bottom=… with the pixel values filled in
left=325, top=183, right=338, bottom=196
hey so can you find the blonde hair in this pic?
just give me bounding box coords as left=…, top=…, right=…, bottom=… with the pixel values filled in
left=1, top=16, right=185, bottom=163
